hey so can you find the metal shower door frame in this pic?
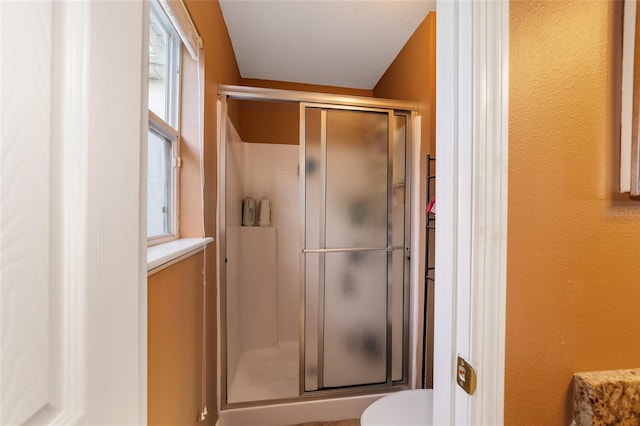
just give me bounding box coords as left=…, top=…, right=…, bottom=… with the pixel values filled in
left=298, top=102, right=409, bottom=396
left=217, top=85, right=417, bottom=408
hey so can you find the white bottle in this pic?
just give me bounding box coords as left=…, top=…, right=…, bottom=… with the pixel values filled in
left=259, top=199, right=271, bottom=227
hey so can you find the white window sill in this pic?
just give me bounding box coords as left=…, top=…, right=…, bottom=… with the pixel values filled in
left=147, top=237, right=214, bottom=276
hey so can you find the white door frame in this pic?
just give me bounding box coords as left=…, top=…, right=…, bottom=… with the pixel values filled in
left=1, top=1, right=147, bottom=424
left=433, top=1, right=509, bottom=425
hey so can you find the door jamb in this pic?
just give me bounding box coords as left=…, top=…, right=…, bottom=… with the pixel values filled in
left=433, top=1, right=509, bottom=425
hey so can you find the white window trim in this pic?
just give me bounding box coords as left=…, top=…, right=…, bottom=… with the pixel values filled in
left=149, top=110, right=179, bottom=140
left=148, top=1, right=182, bottom=244
left=157, top=0, right=203, bottom=60
left=621, top=0, right=639, bottom=194
left=147, top=237, right=214, bottom=275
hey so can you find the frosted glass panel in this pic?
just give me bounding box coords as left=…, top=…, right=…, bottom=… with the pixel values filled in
left=393, top=115, right=406, bottom=186
left=391, top=115, right=406, bottom=248
left=305, top=108, right=322, bottom=251
left=325, top=110, right=388, bottom=248
left=391, top=250, right=404, bottom=381
left=304, top=108, right=321, bottom=391
left=303, top=106, right=404, bottom=392
left=323, top=251, right=387, bottom=388
left=304, top=253, right=320, bottom=391
left=392, top=115, right=407, bottom=381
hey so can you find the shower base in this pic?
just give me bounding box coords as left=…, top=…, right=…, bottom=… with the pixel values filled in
left=223, top=341, right=402, bottom=426
left=220, top=392, right=387, bottom=426
left=228, top=340, right=298, bottom=403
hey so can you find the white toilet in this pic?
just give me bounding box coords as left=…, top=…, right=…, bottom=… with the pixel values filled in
left=360, top=389, right=433, bottom=426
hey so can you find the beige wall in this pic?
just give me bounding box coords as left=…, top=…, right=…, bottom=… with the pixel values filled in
left=506, top=1, right=640, bottom=424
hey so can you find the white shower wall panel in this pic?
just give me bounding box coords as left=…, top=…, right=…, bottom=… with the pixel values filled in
left=243, top=142, right=300, bottom=343
left=225, top=118, right=245, bottom=228
left=225, top=119, right=244, bottom=381
left=226, top=225, right=279, bottom=387
left=238, top=226, right=278, bottom=351
left=226, top=226, right=241, bottom=381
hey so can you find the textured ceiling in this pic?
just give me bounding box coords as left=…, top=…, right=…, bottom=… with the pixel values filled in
left=219, top=1, right=435, bottom=90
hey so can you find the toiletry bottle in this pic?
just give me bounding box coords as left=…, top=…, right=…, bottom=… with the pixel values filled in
left=242, top=198, right=256, bottom=226
left=259, top=198, right=271, bottom=227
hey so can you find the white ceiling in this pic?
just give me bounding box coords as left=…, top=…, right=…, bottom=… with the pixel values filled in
left=219, top=1, right=435, bottom=90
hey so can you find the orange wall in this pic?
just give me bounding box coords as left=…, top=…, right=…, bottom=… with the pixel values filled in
left=233, top=79, right=373, bottom=145
left=148, top=254, right=204, bottom=426
left=233, top=99, right=300, bottom=145
left=506, top=1, right=640, bottom=424
left=241, top=77, right=373, bottom=97
left=373, top=12, right=436, bottom=154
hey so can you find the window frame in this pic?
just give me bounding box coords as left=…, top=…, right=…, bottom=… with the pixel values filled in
left=147, top=0, right=182, bottom=245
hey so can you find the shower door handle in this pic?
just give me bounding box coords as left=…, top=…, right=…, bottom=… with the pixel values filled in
left=301, top=246, right=400, bottom=253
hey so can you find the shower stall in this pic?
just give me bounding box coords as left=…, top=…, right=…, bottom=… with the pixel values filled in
left=218, top=85, right=422, bottom=422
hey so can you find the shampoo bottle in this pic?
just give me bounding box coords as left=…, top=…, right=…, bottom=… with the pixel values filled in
left=242, top=198, right=256, bottom=226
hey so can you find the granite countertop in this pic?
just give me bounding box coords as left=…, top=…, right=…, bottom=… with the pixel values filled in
left=574, top=368, right=640, bottom=426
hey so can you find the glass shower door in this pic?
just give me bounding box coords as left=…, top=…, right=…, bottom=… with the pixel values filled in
left=302, top=105, right=400, bottom=391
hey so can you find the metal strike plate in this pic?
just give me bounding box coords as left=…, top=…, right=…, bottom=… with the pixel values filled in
left=456, top=356, right=477, bottom=395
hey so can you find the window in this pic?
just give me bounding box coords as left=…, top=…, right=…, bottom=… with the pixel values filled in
left=148, top=0, right=181, bottom=242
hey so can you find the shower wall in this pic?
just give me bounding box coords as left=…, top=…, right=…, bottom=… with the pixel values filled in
left=225, top=119, right=244, bottom=383
left=242, top=142, right=300, bottom=343
left=225, top=118, right=300, bottom=386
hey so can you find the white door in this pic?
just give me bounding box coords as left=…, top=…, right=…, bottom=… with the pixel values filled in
left=1, top=2, right=147, bottom=424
